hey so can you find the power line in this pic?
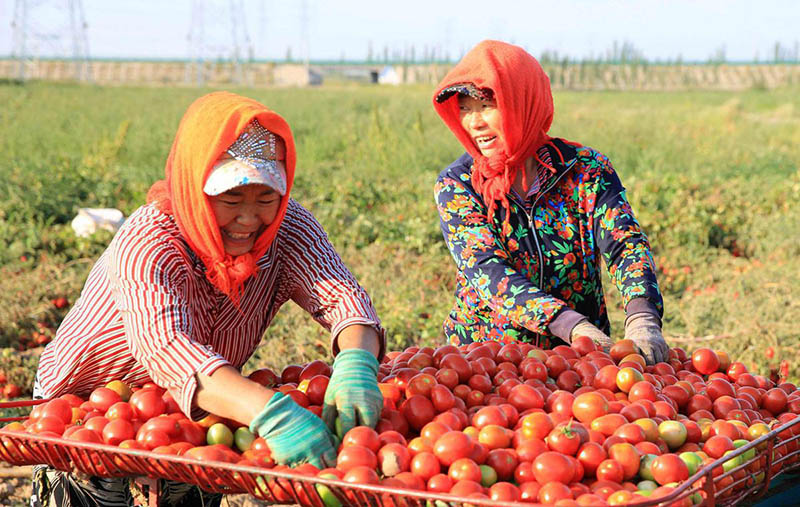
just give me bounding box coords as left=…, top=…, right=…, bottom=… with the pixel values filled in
left=185, top=0, right=254, bottom=86
left=11, top=0, right=91, bottom=81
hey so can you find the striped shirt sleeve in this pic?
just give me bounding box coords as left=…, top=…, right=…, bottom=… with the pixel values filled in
left=281, top=201, right=386, bottom=359
left=107, top=221, right=230, bottom=418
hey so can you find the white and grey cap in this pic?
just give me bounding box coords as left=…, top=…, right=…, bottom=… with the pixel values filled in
left=203, top=118, right=288, bottom=196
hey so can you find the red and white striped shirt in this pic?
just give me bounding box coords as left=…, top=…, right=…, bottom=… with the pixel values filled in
left=37, top=201, right=383, bottom=420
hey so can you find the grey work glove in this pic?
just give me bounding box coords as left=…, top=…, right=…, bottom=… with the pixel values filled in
left=570, top=319, right=613, bottom=352
left=624, top=312, right=669, bottom=365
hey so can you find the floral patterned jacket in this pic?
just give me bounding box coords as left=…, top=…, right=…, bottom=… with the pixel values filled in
left=434, top=139, right=663, bottom=348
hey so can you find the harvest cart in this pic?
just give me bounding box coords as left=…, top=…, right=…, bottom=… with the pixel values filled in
left=1, top=398, right=799, bottom=507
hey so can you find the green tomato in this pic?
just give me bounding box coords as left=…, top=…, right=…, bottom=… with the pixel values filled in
left=635, top=489, right=653, bottom=497
left=234, top=426, right=256, bottom=452
left=639, top=454, right=657, bottom=481
left=722, top=450, right=742, bottom=473
left=691, top=492, right=703, bottom=505
left=206, top=422, right=234, bottom=447
left=679, top=451, right=703, bottom=476
left=479, top=464, right=497, bottom=487
left=658, top=420, right=687, bottom=450
left=334, top=417, right=344, bottom=440
left=636, top=480, right=658, bottom=491
left=733, top=439, right=756, bottom=462
left=316, top=473, right=343, bottom=507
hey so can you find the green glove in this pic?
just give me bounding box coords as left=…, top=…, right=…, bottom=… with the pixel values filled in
left=322, top=348, right=383, bottom=436
left=249, top=392, right=337, bottom=468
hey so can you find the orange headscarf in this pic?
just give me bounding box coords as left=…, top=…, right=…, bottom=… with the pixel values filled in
left=433, top=40, right=558, bottom=222
left=146, top=91, right=295, bottom=303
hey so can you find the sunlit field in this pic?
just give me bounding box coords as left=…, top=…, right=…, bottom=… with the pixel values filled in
left=1, top=81, right=798, bottom=390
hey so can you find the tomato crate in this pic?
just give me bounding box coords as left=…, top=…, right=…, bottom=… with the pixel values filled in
left=1, top=398, right=799, bottom=507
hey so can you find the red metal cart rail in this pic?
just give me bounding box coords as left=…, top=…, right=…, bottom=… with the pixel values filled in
left=1, top=399, right=799, bottom=506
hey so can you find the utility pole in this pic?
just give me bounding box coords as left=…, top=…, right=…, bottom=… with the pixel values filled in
left=11, top=0, right=91, bottom=81
left=300, top=0, right=310, bottom=71
left=186, top=0, right=254, bottom=86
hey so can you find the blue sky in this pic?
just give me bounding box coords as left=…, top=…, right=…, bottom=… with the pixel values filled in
left=2, top=0, right=799, bottom=62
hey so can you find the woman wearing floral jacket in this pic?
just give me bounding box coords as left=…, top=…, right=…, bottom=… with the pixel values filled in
left=432, top=40, right=669, bottom=364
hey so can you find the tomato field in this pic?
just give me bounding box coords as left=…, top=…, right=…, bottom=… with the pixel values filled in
left=0, top=80, right=799, bottom=503
left=1, top=81, right=798, bottom=387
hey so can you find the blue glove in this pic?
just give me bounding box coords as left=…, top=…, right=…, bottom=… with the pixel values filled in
left=322, top=348, right=383, bottom=436
left=249, top=392, right=337, bottom=468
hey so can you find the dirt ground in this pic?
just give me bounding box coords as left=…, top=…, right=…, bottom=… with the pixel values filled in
left=0, top=466, right=281, bottom=507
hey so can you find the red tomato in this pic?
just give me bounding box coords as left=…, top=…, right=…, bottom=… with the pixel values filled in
left=486, top=448, right=518, bottom=481
left=608, top=442, right=640, bottom=479
left=400, top=395, right=435, bottom=431
left=650, top=453, right=689, bottom=485
left=762, top=388, right=788, bottom=415
left=577, top=442, right=607, bottom=477
left=520, top=412, right=554, bottom=440
left=691, top=348, right=720, bottom=375
left=247, top=367, right=279, bottom=387
left=102, top=419, right=136, bottom=445
left=342, top=465, right=379, bottom=485
left=336, top=445, right=378, bottom=472
left=478, top=425, right=512, bottom=450
left=406, top=373, right=437, bottom=398
left=595, top=458, right=625, bottom=483
left=532, top=451, right=574, bottom=484
left=305, top=375, right=329, bottom=406
left=571, top=336, right=598, bottom=357
left=488, top=481, right=521, bottom=502
left=538, top=481, right=573, bottom=504
left=546, top=425, right=581, bottom=456
left=137, top=429, right=171, bottom=450
left=472, top=405, right=508, bottom=429
left=594, top=365, right=621, bottom=391
left=41, top=398, right=73, bottom=425
left=434, top=368, right=459, bottom=389
left=426, top=473, right=454, bottom=493
left=280, top=364, right=302, bottom=384
left=439, top=354, right=472, bottom=383
left=433, top=431, right=473, bottom=466
left=572, top=392, right=609, bottom=423
left=32, top=416, right=65, bottom=435
left=377, top=443, right=411, bottom=477
left=519, top=358, right=548, bottom=382
left=410, top=451, right=440, bottom=481
left=430, top=384, right=456, bottom=412
left=342, top=426, right=381, bottom=453
left=177, top=419, right=207, bottom=447
left=129, top=388, right=167, bottom=421
left=447, top=458, right=482, bottom=482
left=89, top=387, right=122, bottom=413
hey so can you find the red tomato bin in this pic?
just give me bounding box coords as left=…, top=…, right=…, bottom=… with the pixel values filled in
left=1, top=398, right=799, bottom=507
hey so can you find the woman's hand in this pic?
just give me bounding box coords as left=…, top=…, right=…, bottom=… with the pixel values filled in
left=322, top=348, right=383, bottom=436
left=625, top=313, right=669, bottom=365
left=250, top=392, right=337, bottom=468
left=570, top=319, right=613, bottom=352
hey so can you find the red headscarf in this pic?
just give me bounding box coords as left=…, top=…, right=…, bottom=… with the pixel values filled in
left=146, top=92, right=295, bottom=303
left=433, top=40, right=557, bottom=222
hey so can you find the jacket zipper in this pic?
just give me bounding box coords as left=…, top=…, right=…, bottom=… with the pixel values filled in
left=509, top=158, right=575, bottom=288
left=507, top=159, right=576, bottom=345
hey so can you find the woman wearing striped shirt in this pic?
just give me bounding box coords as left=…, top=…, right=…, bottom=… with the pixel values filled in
left=32, top=92, right=384, bottom=506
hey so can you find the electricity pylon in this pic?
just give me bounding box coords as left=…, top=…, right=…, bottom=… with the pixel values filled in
left=10, top=0, right=91, bottom=81
left=185, top=0, right=254, bottom=86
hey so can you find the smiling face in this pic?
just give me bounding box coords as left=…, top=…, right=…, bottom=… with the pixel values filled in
left=458, top=94, right=504, bottom=158
left=209, top=184, right=281, bottom=256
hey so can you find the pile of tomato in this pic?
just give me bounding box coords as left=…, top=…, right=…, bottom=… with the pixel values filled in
left=3, top=338, right=800, bottom=506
